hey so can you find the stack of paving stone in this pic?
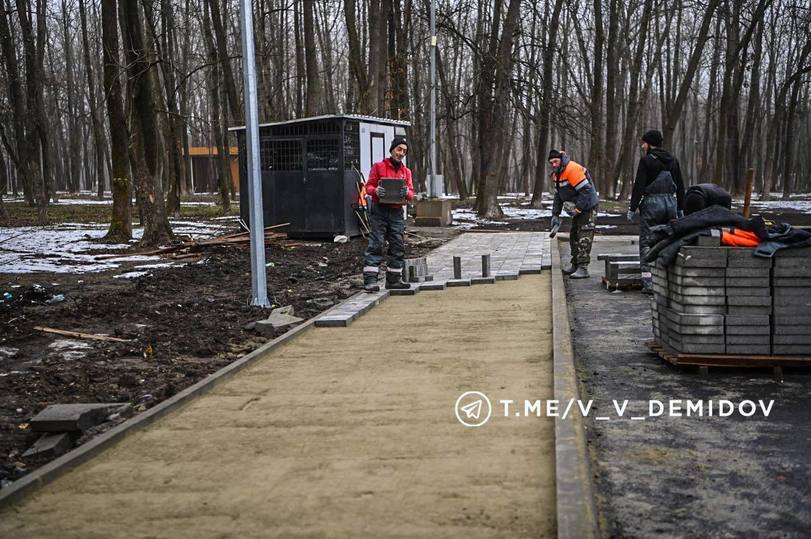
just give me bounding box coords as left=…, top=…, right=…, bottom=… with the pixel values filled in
left=652, top=245, right=811, bottom=357
left=599, top=254, right=642, bottom=289
left=725, top=248, right=771, bottom=354
left=651, top=247, right=726, bottom=354
left=404, top=257, right=431, bottom=283
left=772, top=247, right=811, bottom=355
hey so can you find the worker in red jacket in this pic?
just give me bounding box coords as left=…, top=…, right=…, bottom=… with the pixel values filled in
left=362, top=137, right=415, bottom=292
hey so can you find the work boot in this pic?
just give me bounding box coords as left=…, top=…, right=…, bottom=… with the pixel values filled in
left=569, top=266, right=590, bottom=279
left=363, top=272, right=380, bottom=293
left=385, top=271, right=410, bottom=290
left=562, top=265, right=576, bottom=275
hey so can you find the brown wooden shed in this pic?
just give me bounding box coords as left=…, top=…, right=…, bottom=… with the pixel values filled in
left=186, top=147, right=240, bottom=193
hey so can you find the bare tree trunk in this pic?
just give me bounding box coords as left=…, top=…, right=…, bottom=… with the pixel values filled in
left=738, top=18, right=763, bottom=187
left=437, top=46, right=467, bottom=198
left=120, top=0, right=172, bottom=245
left=366, top=0, right=383, bottom=114
left=0, top=148, right=9, bottom=224
left=377, top=0, right=391, bottom=115
left=62, top=0, right=81, bottom=193
left=79, top=0, right=108, bottom=199
left=603, top=0, right=620, bottom=199
left=102, top=0, right=131, bottom=241
left=203, top=0, right=231, bottom=211
left=587, top=0, right=605, bottom=191
left=389, top=0, right=409, bottom=118
left=14, top=0, right=50, bottom=223
left=208, top=0, right=240, bottom=122
left=476, top=0, right=521, bottom=218
left=0, top=5, right=33, bottom=206
left=615, top=0, right=655, bottom=201
left=345, top=0, right=369, bottom=111
left=699, top=15, right=723, bottom=183
left=292, top=0, right=304, bottom=116
left=782, top=77, right=803, bottom=199
left=662, top=0, right=720, bottom=143
left=303, top=0, right=320, bottom=116
left=530, top=0, right=565, bottom=208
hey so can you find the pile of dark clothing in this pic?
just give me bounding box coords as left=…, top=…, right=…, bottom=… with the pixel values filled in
left=644, top=205, right=811, bottom=266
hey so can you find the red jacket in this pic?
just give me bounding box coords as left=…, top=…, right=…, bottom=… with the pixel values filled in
left=366, top=157, right=415, bottom=208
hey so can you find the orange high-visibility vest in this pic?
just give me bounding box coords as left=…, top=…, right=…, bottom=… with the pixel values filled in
left=721, top=228, right=759, bottom=247
left=554, top=161, right=589, bottom=189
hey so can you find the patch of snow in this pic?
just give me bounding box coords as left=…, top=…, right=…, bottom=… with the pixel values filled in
left=48, top=339, right=94, bottom=351
left=0, top=347, right=19, bottom=359
left=134, top=263, right=179, bottom=270
left=48, top=339, right=94, bottom=361
left=114, top=271, right=151, bottom=280
left=501, top=206, right=552, bottom=219
left=746, top=200, right=811, bottom=213
left=102, top=255, right=163, bottom=263
left=0, top=221, right=226, bottom=274
left=597, top=225, right=618, bottom=229
left=179, top=201, right=218, bottom=206
left=450, top=209, right=511, bottom=229
left=43, top=198, right=222, bottom=207
left=52, top=198, right=114, bottom=206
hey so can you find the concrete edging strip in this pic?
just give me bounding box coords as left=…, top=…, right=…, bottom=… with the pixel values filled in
left=0, top=294, right=364, bottom=510
left=551, top=238, right=600, bottom=538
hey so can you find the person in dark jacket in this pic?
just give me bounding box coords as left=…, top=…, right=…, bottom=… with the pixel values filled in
left=362, top=137, right=415, bottom=292
left=627, top=129, right=685, bottom=293
left=549, top=149, right=600, bottom=279
left=683, top=183, right=732, bottom=215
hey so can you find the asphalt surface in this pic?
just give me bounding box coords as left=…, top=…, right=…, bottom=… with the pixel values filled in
left=561, top=235, right=811, bottom=538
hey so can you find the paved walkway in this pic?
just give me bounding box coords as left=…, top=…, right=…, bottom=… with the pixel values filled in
left=317, top=232, right=551, bottom=327
left=1, top=274, right=555, bottom=538
left=425, top=232, right=551, bottom=281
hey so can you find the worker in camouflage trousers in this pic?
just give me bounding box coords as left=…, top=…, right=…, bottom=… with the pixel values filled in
left=362, top=137, right=415, bottom=292
left=549, top=149, right=600, bottom=279
left=627, top=129, right=685, bottom=294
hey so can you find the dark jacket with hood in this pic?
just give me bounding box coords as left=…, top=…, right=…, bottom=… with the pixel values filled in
left=551, top=154, right=599, bottom=216
left=683, top=183, right=732, bottom=215
left=629, top=148, right=685, bottom=212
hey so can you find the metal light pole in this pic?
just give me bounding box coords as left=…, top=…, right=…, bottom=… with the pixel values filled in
left=429, top=0, right=437, bottom=198
left=239, top=0, right=269, bottom=307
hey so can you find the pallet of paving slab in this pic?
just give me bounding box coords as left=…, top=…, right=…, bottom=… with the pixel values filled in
left=645, top=340, right=811, bottom=368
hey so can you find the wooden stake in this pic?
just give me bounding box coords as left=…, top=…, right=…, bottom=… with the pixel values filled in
left=742, top=168, right=755, bottom=218
left=34, top=326, right=133, bottom=343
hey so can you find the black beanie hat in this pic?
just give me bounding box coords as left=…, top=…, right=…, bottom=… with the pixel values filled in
left=548, top=149, right=563, bottom=160
left=390, top=137, right=408, bottom=153
left=641, top=129, right=664, bottom=147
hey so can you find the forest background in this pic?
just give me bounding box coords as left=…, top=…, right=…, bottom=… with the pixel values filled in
left=1, top=0, right=809, bottom=244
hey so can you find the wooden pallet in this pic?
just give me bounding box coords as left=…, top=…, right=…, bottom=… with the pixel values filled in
left=602, top=276, right=643, bottom=291
left=646, top=339, right=811, bottom=376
